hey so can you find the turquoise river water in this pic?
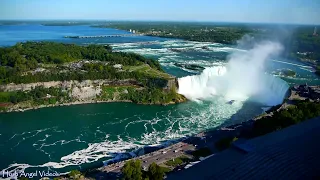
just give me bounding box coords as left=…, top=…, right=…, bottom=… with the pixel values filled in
left=0, top=24, right=319, bottom=174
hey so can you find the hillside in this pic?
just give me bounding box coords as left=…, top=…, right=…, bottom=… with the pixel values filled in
left=0, top=42, right=186, bottom=112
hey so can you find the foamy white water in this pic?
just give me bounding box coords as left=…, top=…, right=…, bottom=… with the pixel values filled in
left=178, top=41, right=289, bottom=106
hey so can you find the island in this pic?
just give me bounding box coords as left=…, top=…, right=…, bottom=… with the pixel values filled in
left=0, top=42, right=186, bottom=112
left=274, top=69, right=297, bottom=77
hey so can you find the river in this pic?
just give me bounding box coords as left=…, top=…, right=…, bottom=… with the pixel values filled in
left=0, top=24, right=319, bottom=174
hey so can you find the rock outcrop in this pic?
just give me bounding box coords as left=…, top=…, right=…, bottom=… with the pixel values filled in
left=0, top=79, right=140, bottom=92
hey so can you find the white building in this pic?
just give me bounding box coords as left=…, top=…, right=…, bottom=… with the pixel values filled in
left=113, top=64, right=122, bottom=69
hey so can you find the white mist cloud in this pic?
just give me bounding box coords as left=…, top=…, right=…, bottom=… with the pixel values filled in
left=178, top=39, right=289, bottom=106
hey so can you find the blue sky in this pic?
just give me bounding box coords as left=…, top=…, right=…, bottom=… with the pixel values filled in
left=1, top=0, right=320, bottom=24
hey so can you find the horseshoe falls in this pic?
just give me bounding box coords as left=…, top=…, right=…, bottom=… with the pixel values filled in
left=178, top=41, right=290, bottom=106
left=2, top=25, right=315, bottom=175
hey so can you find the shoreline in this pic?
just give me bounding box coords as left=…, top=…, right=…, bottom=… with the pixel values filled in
left=79, top=87, right=301, bottom=178
left=5, top=100, right=131, bottom=113
left=3, top=98, right=186, bottom=113
left=82, top=108, right=261, bottom=179
left=4, top=85, right=312, bottom=179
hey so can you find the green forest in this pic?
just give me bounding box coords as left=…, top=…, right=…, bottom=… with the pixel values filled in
left=243, top=101, right=320, bottom=138
left=95, top=22, right=252, bottom=45
left=120, top=87, right=185, bottom=104
left=0, top=42, right=162, bottom=84
left=121, top=160, right=168, bottom=180
left=0, top=42, right=185, bottom=110
left=0, top=86, right=69, bottom=105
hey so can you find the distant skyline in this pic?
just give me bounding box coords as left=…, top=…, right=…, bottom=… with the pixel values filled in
left=1, top=0, right=320, bottom=25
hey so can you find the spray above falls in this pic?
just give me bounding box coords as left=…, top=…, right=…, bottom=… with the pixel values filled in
left=178, top=41, right=289, bottom=106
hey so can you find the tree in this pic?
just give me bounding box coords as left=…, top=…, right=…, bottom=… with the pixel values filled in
left=121, top=160, right=143, bottom=180
left=68, top=170, right=82, bottom=180
left=9, top=95, right=17, bottom=104
left=147, top=162, right=164, bottom=180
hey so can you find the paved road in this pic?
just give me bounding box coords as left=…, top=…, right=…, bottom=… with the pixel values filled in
left=99, top=142, right=196, bottom=173
left=98, top=122, right=251, bottom=175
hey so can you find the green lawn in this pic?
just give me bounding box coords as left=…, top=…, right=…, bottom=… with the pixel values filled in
left=159, top=166, right=172, bottom=173
left=100, top=85, right=138, bottom=100
left=124, top=64, right=173, bottom=79
left=101, top=86, right=117, bottom=99
left=0, top=91, right=15, bottom=103
left=165, top=155, right=190, bottom=167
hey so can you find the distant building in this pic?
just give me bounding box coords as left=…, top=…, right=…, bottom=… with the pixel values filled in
left=313, top=27, right=318, bottom=36
left=132, top=30, right=136, bottom=34
left=129, top=29, right=132, bottom=33
left=113, top=64, right=122, bottom=69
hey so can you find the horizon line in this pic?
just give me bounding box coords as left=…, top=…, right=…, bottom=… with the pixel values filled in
left=0, top=19, right=319, bottom=26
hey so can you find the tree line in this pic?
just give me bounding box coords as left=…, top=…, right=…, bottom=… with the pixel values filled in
left=99, top=22, right=251, bottom=44
left=0, top=86, right=69, bottom=105
left=120, top=87, right=183, bottom=104
left=0, top=42, right=162, bottom=84
left=101, top=23, right=320, bottom=62
left=121, top=160, right=167, bottom=180
left=242, top=101, right=320, bottom=138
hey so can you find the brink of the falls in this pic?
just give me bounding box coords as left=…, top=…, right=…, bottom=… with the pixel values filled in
left=178, top=41, right=289, bottom=106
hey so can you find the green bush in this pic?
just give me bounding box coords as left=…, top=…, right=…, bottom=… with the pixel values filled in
left=165, top=155, right=190, bottom=167
left=68, top=170, right=82, bottom=179
left=244, top=102, right=320, bottom=138
left=121, top=160, right=143, bottom=180
left=0, top=92, right=14, bottom=102
left=120, top=87, right=183, bottom=104
left=159, top=166, right=171, bottom=173
left=18, top=177, right=29, bottom=180
left=0, top=106, right=6, bottom=111
left=147, top=162, right=165, bottom=180
left=48, top=97, right=57, bottom=104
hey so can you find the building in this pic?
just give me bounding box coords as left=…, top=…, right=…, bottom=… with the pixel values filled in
left=168, top=116, right=320, bottom=180
left=313, top=27, right=318, bottom=36
left=113, top=64, right=122, bottom=69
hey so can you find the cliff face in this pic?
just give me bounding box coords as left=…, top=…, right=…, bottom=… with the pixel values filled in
left=168, top=78, right=179, bottom=90
left=0, top=79, right=140, bottom=92
left=146, top=77, right=179, bottom=91
left=0, top=77, right=186, bottom=113
left=0, top=78, right=180, bottom=92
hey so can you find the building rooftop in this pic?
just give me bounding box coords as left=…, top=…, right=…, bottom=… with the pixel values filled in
left=168, top=116, right=320, bottom=180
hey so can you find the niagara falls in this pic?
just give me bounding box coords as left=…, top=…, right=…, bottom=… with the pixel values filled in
left=178, top=41, right=290, bottom=106
left=0, top=20, right=319, bottom=178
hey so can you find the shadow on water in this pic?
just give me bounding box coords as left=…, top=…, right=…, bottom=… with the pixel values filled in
left=180, top=101, right=260, bottom=149
left=80, top=101, right=268, bottom=179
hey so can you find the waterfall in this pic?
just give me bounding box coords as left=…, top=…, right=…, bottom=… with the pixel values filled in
left=178, top=67, right=289, bottom=106
left=178, top=41, right=289, bottom=106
